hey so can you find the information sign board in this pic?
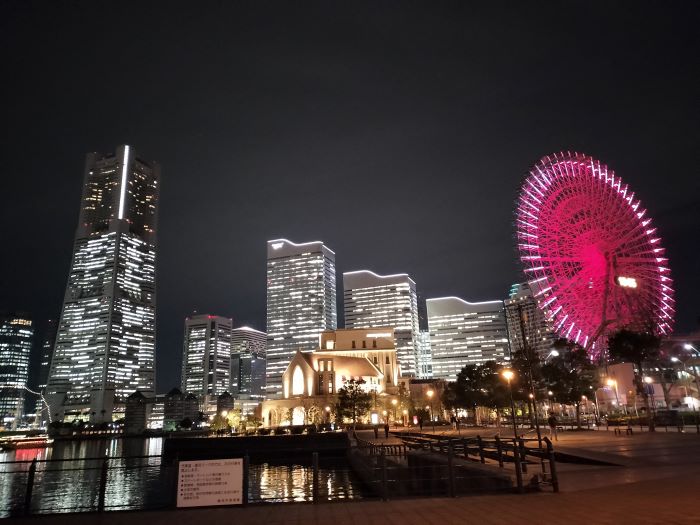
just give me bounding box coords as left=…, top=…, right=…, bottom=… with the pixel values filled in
left=176, top=458, right=244, bottom=507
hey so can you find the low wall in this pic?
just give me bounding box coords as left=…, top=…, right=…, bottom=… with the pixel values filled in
left=163, top=431, right=350, bottom=461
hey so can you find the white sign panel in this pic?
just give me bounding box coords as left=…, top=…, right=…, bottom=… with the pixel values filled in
left=177, top=458, right=244, bottom=507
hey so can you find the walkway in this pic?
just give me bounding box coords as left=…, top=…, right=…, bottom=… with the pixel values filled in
left=10, top=474, right=699, bottom=525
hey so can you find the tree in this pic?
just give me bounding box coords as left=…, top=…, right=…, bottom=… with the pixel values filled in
left=608, top=329, right=661, bottom=430
left=210, top=414, right=230, bottom=432
left=337, top=378, right=372, bottom=425
left=541, top=343, right=599, bottom=428
left=443, top=361, right=510, bottom=425
left=180, top=417, right=193, bottom=429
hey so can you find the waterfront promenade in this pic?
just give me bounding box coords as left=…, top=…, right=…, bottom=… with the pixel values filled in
left=9, top=474, right=699, bottom=524
left=9, top=428, right=700, bottom=524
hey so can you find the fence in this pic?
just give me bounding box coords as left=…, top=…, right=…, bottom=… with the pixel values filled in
left=353, top=432, right=558, bottom=498
left=0, top=452, right=363, bottom=517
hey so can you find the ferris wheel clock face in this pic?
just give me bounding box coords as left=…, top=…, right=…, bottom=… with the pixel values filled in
left=515, top=152, right=674, bottom=354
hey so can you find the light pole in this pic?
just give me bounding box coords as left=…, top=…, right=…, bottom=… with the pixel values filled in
left=426, top=389, right=435, bottom=431
left=683, top=344, right=700, bottom=412
left=391, top=398, right=398, bottom=425
left=501, top=369, right=518, bottom=438
left=644, top=376, right=656, bottom=427
left=606, top=378, right=623, bottom=415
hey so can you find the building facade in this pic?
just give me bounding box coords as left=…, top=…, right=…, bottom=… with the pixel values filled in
left=266, top=239, right=337, bottom=398
left=343, top=270, right=420, bottom=377
left=261, top=327, right=400, bottom=426
left=230, top=326, right=266, bottom=399
left=504, top=282, right=557, bottom=360
left=181, top=314, right=232, bottom=401
left=0, top=313, right=34, bottom=428
left=46, top=145, right=159, bottom=423
left=427, top=297, right=510, bottom=381
left=416, top=330, right=433, bottom=378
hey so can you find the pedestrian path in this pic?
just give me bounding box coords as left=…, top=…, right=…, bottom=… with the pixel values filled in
left=12, top=473, right=699, bottom=525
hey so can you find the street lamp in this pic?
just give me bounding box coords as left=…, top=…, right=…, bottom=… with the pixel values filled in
left=544, top=349, right=560, bottom=362
left=606, top=378, right=622, bottom=414
left=402, top=409, right=408, bottom=426
left=501, top=369, right=518, bottom=438
left=391, top=398, right=398, bottom=424
left=426, top=389, right=435, bottom=431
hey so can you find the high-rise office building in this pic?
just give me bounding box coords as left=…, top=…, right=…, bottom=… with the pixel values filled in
left=37, top=319, right=58, bottom=395
left=504, top=283, right=557, bottom=360
left=181, top=314, right=232, bottom=400
left=343, top=271, right=420, bottom=377
left=427, top=296, right=510, bottom=381
left=47, top=145, right=159, bottom=423
left=266, top=239, right=337, bottom=397
left=416, top=330, right=433, bottom=378
left=230, top=326, right=266, bottom=399
left=0, top=313, right=34, bottom=427
left=35, top=318, right=58, bottom=423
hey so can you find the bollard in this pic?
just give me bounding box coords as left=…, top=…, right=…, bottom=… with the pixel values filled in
left=513, top=439, right=523, bottom=493
left=447, top=444, right=456, bottom=498
left=24, top=458, right=37, bottom=516
left=97, top=458, right=108, bottom=512
left=477, top=435, right=485, bottom=464
left=495, top=436, right=504, bottom=468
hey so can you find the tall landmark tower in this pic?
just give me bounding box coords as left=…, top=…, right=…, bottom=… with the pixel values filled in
left=265, top=239, right=337, bottom=398
left=47, top=145, right=159, bottom=423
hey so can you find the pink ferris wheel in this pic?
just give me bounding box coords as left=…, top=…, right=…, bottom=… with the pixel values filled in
left=515, top=152, right=674, bottom=355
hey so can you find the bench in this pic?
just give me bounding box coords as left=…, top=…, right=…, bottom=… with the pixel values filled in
left=614, top=426, right=633, bottom=436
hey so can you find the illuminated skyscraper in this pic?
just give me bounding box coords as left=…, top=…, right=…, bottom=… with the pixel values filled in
left=47, top=145, right=159, bottom=423
left=181, top=314, right=232, bottom=400
left=0, top=313, right=34, bottom=428
left=417, top=330, right=433, bottom=378
left=504, top=283, right=557, bottom=361
left=427, top=296, right=510, bottom=381
left=230, top=326, right=266, bottom=399
left=266, top=239, right=337, bottom=398
left=343, top=271, right=420, bottom=377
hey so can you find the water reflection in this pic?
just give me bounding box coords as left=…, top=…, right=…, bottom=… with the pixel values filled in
left=0, top=439, right=364, bottom=516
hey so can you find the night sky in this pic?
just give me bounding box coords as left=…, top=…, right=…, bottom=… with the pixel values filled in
left=2, top=1, right=698, bottom=393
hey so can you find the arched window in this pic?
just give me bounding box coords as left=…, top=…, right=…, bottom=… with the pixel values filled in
left=292, top=366, right=305, bottom=396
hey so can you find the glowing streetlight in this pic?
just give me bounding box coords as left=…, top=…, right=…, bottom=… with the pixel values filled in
left=501, top=369, right=518, bottom=438
left=426, top=389, right=435, bottom=430
left=605, top=378, right=623, bottom=414
left=391, top=398, right=398, bottom=423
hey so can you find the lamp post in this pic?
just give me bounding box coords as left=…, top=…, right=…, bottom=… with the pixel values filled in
left=324, top=406, right=331, bottom=425
left=683, top=344, right=700, bottom=412
left=501, top=369, right=518, bottom=438
left=391, top=398, right=398, bottom=424
left=590, top=385, right=600, bottom=423
left=402, top=409, right=408, bottom=426
left=644, top=376, right=656, bottom=426
left=426, top=389, right=435, bottom=431
left=606, top=378, right=622, bottom=415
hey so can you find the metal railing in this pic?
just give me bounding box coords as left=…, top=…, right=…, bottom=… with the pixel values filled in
left=356, top=432, right=559, bottom=495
